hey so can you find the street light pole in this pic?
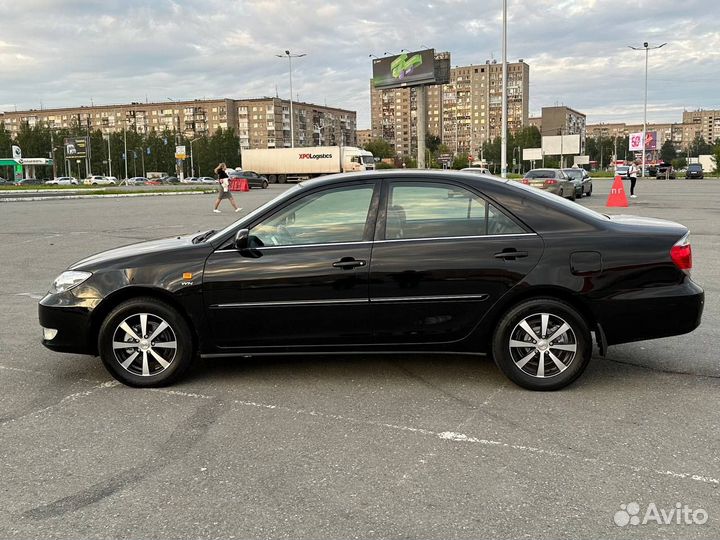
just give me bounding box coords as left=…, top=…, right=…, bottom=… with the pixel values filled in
left=190, top=137, right=201, bottom=176
left=629, top=41, right=666, bottom=180
left=276, top=50, right=306, bottom=148
left=500, top=0, right=508, bottom=179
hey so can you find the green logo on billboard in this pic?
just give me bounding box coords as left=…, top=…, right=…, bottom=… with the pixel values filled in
left=391, top=52, right=423, bottom=80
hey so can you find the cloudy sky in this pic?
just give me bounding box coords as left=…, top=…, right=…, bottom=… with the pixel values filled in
left=1, top=0, right=718, bottom=129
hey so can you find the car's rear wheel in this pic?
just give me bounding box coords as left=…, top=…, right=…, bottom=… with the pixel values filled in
left=492, top=298, right=592, bottom=390
left=568, top=188, right=576, bottom=201
left=98, top=297, right=193, bottom=387
left=586, top=186, right=592, bottom=197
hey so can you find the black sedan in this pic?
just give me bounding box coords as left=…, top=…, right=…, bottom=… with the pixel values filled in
left=562, top=168, right=593, bottom=198
left=39, top=171, right=704, bottom=391
left=228, top=170, right=270, bottom=189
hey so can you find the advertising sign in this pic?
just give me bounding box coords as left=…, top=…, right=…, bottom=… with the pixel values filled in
left=629, top=131, right=657, bottom=151
left=541, top=134, right=581, bottom=155
left=11, top=145, right=21, bottom=160
left=64, top=137, right=88, bottom=159
left=372, top=49, right=437, bottom=89
left=523, top=148, right=543, bottom=161
left=175, top=145, right=186, bottom=159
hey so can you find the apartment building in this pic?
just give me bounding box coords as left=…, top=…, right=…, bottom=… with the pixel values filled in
left=370, top=60, right=529, bottom=157
left=681, top=109, right=720, bottom=145
left=0, top=98, right=357, bottom=150
left=587, top=122, right=684, bottom=149
left=356, top=129, right=372, bottom=148
left=538, top=106, right=586, bottom=153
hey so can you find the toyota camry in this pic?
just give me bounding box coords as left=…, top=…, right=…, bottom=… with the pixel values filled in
left=39, top=170, right=704, bottom=390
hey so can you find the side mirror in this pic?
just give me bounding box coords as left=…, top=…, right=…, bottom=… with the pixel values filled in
left=234, top=229, right=249, bottom=251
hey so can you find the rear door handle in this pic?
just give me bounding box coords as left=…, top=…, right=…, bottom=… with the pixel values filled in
left=494, top=250, right=528, bottom=260
left=332, top=257, right=367, bottom=270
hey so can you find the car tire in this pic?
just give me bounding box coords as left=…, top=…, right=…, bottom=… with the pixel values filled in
left=491, top=298, right=592, bottom=391
left=278, top=174, right=287, bottom=184
left=98, top=297, right=194, bottom=387
left=262, top=180, right=269, bottom=189
left=568, top=188, right=576, bottom=201
left=269, top=175, right=277, bottom=184
left=586, top=186, right=592, bottom=197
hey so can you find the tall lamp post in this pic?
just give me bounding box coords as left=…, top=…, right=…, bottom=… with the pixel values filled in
left=629, top=41, right=666, bottom=180
left=500, top=0, right=508, bottom=178
left=276, top=50, right=306, bottom=148
left=190, top=137, right=201, bottom=177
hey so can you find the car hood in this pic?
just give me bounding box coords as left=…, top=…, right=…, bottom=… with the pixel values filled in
left=69, top=233, right=204, bottom=271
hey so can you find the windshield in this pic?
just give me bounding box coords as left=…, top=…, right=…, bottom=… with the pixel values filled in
left=206, top=184, right=304, bottom=243
left=361, top=155, right=375, bottom=165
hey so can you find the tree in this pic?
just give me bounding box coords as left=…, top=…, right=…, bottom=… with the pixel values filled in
left=451, top=152, right=470, bottom=170
left=713, top=141, right=720, bottom=174
left=659, top=139, right=676, bottom=163
left=363, top=138, right=394, bottom=159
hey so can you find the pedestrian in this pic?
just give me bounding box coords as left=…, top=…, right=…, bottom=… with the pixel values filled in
left=212, top=163, right=242, bottom=213
left=628, top=161, right=639, bottom=198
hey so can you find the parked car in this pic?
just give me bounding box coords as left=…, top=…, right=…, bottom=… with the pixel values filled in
left=655, top=163, right=676, bottom=179
left=685, top=164, right=704, bottom=179
left=84, top=175, right=116, bottom=185
left=228, top=169, right=269, bottom=189
left=45, top=177, right=79, bottom=185
left=460, top=167, right=493, bottom=176
left=0, top=176, right=13, bottom=185
left=615, top=165, right=630, bottom=178
left=197, top=176, right=217, bottom=184
left=521, top=168, right=576, bottom=200
left=13, top=178, right=43, bottom=185
left=181, top=176, right=198, bottom=184
left=38, top=170, right=704, bottom=391
left=159, top=176, right=179, bottom=184
left=127, top=177, right=150, bottom=185
left=562, top=168, right=593, bottom=198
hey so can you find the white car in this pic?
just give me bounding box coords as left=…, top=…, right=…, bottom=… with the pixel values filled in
left=83, top=175, right=116, bottom=185
left=460, top=167, right=494, bottom=175
left=197, top=176, right=217, bottom=184
left=45, top=177, right=78, bottom=185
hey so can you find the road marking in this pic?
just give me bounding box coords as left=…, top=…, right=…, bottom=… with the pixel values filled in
left=231, top=398, right=720, bottom=487
left=16, top=292, right=44, bottom=300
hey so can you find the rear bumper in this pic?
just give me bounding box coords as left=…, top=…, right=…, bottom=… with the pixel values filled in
left=594, top=280, right=704, bottom=346
left=38, top=295, right=96, bottom=355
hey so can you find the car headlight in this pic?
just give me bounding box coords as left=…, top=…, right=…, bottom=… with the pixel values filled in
left=49, top=271, right=92, bottom=294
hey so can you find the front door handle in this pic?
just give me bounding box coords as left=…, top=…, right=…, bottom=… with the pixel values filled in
left=494, top=250, right=529, bottom=260
left=332, top=257, right=367, bottom=270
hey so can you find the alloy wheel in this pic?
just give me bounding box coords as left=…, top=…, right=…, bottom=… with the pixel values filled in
left=508, top=312, right=577, bottom=378
left=111, top=312, right=177, bottom=376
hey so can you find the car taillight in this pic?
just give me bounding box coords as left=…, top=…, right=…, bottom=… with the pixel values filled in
left=521, top=179, right=529, bottom=184
left=670, top=234, right=692, bottom=271
left=545, top=179, right=558, bottom=185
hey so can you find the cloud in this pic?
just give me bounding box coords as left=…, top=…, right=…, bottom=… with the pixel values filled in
left=0, top=0, right=717, bottom=129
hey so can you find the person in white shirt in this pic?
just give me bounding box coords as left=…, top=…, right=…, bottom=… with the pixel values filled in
left=628, top=161, right=639, bottom=198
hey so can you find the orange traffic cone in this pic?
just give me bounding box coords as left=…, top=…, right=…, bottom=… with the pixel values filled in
left=239, top=179, right=249, bottom=192
left=606, top=176, right=628, bottom=207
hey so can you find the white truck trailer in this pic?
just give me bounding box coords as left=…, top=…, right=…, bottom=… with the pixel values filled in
left=240, top=146, right=375, bottom=183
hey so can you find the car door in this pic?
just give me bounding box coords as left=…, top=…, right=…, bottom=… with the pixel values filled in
left=368, top=179, right=543, bottom=344
left=203, top=180, right=380, bottom=349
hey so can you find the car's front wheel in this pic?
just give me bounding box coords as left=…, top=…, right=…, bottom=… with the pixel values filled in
left=262, top=180, right=269, bottom=189
left=98, top=297, right=194, bottom=387
left=492, top=298, right=592, bottom=390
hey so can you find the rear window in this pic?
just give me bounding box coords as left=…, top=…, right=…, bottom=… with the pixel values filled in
left=524, top=169, right=556, bottom=179
left=688, top=164, right=702, bottom=170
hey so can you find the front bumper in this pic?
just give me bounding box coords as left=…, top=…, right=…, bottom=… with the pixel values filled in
left=38, top=294, right=98, bottom=355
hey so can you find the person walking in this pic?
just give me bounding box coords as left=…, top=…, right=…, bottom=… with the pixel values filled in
left=212, top=163, right=242, bottom=213
left=628, top=161, right=639, bottom=198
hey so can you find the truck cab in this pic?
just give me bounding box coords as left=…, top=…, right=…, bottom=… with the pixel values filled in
left=342, top=147, right=375, bottom=172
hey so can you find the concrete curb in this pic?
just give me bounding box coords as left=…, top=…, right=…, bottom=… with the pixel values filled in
left=0, top=190, right=214, bottom=203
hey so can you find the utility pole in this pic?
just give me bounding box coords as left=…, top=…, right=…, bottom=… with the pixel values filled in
left=123, top=123, right=128, bottom=181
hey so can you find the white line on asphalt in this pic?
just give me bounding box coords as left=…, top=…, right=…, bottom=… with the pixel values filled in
left=231, top=398, right=720, bottom=487
left=0, top=191, right=212, bottom=203
left=16, top=292, right=44, bottom=299
left=0, top=365, right=49, bottom=376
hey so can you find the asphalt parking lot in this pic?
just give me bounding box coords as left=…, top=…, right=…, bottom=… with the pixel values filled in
left=1, top=178, right=718, bottom=539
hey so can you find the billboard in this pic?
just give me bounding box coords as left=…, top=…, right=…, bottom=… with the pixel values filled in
left=64, top=137, right=88, bottom=159
left=629, top=131, right=657, bottom=151
left=372, top=49, right=437, bottom=89
left=175, top=145, right=186, bottom=159
left=541, top=134, right=581, bottom=155
left=523, top=148, right=543, bottom=161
